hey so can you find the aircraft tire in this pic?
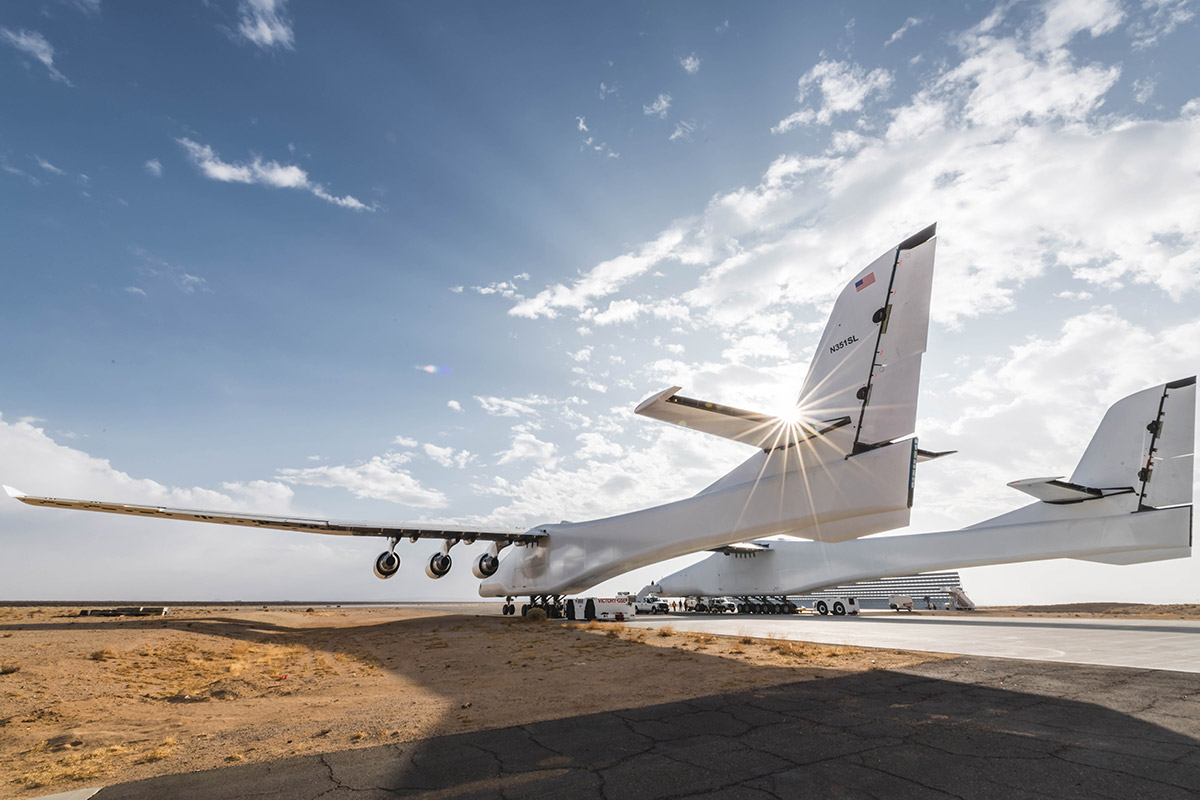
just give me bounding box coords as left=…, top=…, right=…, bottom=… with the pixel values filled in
left=521, top=604, right=531, bottom=617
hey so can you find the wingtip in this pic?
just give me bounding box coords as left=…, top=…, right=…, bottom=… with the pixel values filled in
left=3, top=485, right=27, bottom=500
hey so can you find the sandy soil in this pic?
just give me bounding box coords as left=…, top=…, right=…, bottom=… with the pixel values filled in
left=0, top=605, right=943, bottom=798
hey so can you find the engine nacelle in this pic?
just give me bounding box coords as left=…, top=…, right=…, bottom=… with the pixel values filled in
left=471, top=553, right=499, bottom=579
left=373, top=551, right=401, bottom=579
left=425, top=552, right=452, bottom=579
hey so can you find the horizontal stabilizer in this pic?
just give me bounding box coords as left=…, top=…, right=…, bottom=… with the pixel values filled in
left=1007, top=477, right=1131, bottom=504
left=634, top=387, right=850, bottom=450
left=916, top=448, right=956, bottom=463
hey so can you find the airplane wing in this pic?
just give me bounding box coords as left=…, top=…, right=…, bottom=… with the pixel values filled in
left=2, top=486, right=541, bottom=544
left=633, top=387, right=851, bottom=450
left=708, top=541, right=773, bottom=554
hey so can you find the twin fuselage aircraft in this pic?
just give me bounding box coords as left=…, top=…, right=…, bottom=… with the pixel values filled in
left=7, top=223, right=1193, bottom=616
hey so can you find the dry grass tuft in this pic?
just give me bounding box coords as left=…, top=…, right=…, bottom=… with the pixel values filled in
left=0, top=663, right=20, bottom=675
left=89, top=647, right=117, bottom=661
left=136, top=738, right=177, bottom=764
left=523, top=608, right=548, bottom=623
left=15, top=744, right=131, bottom=788
left=656, top=626, right=674, bottom=638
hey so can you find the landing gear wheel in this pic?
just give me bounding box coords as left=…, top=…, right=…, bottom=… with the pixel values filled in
left=833, top=601, right=846, bottom=616
left=521, top=604, right=531, bottom=617
left=816, top=601, right=829, bottom=616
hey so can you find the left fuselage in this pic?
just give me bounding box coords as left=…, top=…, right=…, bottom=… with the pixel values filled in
left=479, top=438, right=916, bottom=597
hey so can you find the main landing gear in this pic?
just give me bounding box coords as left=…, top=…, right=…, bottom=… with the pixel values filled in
left=501, top=595, right=565, bottom=618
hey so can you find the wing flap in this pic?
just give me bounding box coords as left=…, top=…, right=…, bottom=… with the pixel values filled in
left=5, top=488, right=540, bottom=544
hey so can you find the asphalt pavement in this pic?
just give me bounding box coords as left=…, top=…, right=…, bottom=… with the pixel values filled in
left=89, top=654, right=1200, bottom=800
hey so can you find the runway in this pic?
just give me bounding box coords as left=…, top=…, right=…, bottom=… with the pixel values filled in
left=626, top=612, right=1200, bottom=673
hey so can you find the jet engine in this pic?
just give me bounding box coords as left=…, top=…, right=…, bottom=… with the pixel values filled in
left=373, top=550, right=401, bottom=579
left=472, top=553, right=499, bottom=579
left=425, top=552, right=452, bottom=579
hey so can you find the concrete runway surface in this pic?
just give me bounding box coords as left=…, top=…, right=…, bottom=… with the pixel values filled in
left=81, top=656, right=1200, bottom=800
left=627, top=612, right=1200, bottom=673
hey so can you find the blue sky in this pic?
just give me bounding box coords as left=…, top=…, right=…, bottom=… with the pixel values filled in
left=2, top=0, right=1198, bottom=603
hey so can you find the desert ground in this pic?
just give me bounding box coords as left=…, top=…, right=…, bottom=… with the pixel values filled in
left=0, top=602, right=1196, bottom=798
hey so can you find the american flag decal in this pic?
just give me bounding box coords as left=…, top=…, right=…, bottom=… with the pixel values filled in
left=855, top=272, right=876, bottom=292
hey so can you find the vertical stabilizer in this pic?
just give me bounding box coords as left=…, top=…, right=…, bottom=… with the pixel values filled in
left=1070, top=377, right=1196, bottom=508
left=797, top=224, right=936, bottom=453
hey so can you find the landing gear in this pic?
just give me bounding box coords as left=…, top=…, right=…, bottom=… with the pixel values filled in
left=515, top=595, right=565, bottom=618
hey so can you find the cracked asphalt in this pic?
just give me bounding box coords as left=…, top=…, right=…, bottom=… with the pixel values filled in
left=92, top=655, right=1200, bottom=799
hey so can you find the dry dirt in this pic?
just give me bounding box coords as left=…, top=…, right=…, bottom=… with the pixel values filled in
left=1, top=602, right=1194, bottom=798
left=0, top=604, right=944, bottom=798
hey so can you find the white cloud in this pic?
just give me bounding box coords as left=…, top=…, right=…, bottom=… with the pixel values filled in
left=576, top=116, right=588, bottom=132
left=1034, top=0, right=1124, bottom=51
left=277, top=452, right=446, bottom=508
left=598, top=81, right=618, bottom=99
left=886, top=16, right=923, bottom=45
left=176, top=138, right=372, bottom=211
left=643, top=93, right=672, bottom=119
left=0, top=28, right=71, bottom=85
left=144, top=158, right=163, bottom=177
left=132, top=247, right=208, bottom=295
left=124, top=286, right=146, bottom=297
left=236, top=0, right=295, bottom=50
left=423, top=443, right=474, bottom=469
left=669, top=119, right=697, bottom=142
left=449, top=285, right=464, bottom=293
left=447, top=400, right=463, bottom=413
left=1132, top=77, right=1156, bottom=104
left=1129, top=0, right=1194, bottom=49
left=509, top=225, right=687, bottom=319
left=495, top=432, right=557, bottom=467
left=590, top=298, right=644, bottom=326
left=679, top=53, right=700, bottom=74
left=772, top=60, right=893, bottom=132
left=393, top=435, right=418, bottom=447
left=474, top=395, right=549, bottom=417
left=715, top=20, right=729, bottom=34
left=35, top=156, right=65, bottom=176
left=570, top=346, right=593, bottom=362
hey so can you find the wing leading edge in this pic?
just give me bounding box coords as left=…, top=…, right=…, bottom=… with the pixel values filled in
left=2, top=486, right=541, bottom=545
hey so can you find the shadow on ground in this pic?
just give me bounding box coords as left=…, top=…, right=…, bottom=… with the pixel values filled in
left=90, top=654, right=1200, bottom=800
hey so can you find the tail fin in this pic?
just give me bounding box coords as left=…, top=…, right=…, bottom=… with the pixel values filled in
left=797, top=223, right=937, bottom=454
left=1070, top=377, right=1195, bottom=509
left=983, top=378, right=1194, bottom=565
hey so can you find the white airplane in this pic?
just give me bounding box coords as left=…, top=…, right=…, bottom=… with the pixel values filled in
left=5, top=224, right=940, bottom=617
left=645, top=377, right=1195, bottom=604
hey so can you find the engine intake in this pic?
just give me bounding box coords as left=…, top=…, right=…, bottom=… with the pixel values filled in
left=472, top=553, right=499, bottom=579
left=373, top=551, right=401, bottom=579
left=425, top=552, right=452, bottom=579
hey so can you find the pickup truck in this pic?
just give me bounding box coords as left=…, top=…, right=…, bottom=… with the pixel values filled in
left=634, top=595, right=669, bottom=614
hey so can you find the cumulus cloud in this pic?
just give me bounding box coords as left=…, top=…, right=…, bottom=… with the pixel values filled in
left=145, top=158, right=163, bottom=177
left=679, top=53, right=700, bottom=74
left=495, top=432, right=557, bottom=468
left=772, top=60, right=893, bottom=132
left=176, top=138, right=373, bottom=211
left=474, top=395, right=550, bottom=417
left=423, top=443, right=474, bottom=469
left=277, top=452, right=447, bottom=508
left=447, top=400, right=463, bottom=413
left=236, top=0, right=295, bottom=50
left=1, top=28, right=71, bottom=85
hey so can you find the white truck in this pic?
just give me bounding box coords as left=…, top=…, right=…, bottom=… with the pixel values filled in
left=565, top=596, right=636, bottom=621
left=813, top=597, right=859, bottom=616
left=633, top=594, right=669, bottom=614
left=888, top=595, right=915, bottom=612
